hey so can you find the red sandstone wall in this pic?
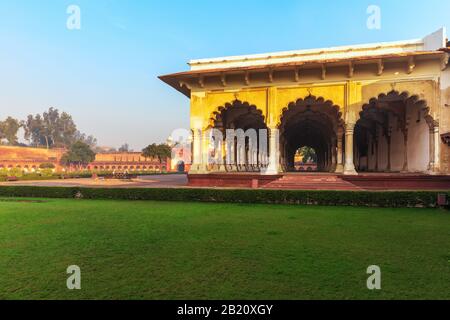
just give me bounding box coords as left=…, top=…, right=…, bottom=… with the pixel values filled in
left=0, top=147, right=171, bottom=173
left=0, top=146, right=65, bottom=171
left=87, top=153, right=170, bottom=172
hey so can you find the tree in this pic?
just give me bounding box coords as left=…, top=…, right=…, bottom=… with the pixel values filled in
left=22, top=114, right=44, bottom=147
left=74, top=131, right=97, bottom=148
left=119, top=143, right=130, bottom=152
left=60, top=141, right=96, bottom=169
left=22, top=108, right=95, bottom=149
left=298, top=146, right=317, bottom=163
left=0, top=117, right=20, bottom=145
left=142, top=144, right=172, bottom=172
left=58, top=111, right=78, bottom=147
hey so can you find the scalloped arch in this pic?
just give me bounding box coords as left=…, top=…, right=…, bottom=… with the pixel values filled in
left=208, top=99, right=266, bottom=129
left=360, top=90, right=433, bottom=127
left=278, top=94, right=344, bottom=129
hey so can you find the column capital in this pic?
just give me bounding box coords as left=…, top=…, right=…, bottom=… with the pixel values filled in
left=433, top=125, right=440, bottom=133
left=345, top=123, right=356, bottom=132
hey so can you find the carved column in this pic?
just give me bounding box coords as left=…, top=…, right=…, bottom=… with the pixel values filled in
left=386, top=127, right=392, bottom=172
left=263, top=127, right=280, bottom=175
left=335, top=128, right=344, bottom=173
left=428, top=121, right=441, bottom=174
left=331, top=139, right=337, bottom=172
left=199, top=129, right=210, bottom=173
left=433, top=123, right=441, bottom=173
left=344, top=123, right=358, bottom=175
left=428, top=126, right=435, bottom=172
left=402, top=123, right=409, bottom=173
left=190, top=128, right=205, bottom=174
left=218, top=135, right=226, bottom=172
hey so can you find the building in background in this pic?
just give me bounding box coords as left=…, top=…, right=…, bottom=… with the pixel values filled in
left=88, top=152, right=170, bottom=172
left=0, top=146, right=171, bottom=173
left=0, top=146, right=65, bottom=172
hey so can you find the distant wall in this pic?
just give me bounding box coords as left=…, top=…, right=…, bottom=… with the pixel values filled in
left=0, top=147, right=171, bottom=173
left=0, top=146, right=65, bottom=172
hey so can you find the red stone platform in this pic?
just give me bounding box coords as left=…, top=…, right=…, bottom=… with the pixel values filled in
left=188, top=173, right=450, bottom=191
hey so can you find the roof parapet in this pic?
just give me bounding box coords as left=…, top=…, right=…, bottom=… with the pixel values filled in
left=189, top=28, right=447, bottom=72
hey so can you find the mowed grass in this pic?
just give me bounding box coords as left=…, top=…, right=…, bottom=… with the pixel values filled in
left=0, top=198, right=449, bottom=300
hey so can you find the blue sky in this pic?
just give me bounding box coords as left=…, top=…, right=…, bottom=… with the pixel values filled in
left=0, top=0, right=449, bottom=150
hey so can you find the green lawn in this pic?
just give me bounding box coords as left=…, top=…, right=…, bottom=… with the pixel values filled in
left=0, top=198, right=449, bottom=300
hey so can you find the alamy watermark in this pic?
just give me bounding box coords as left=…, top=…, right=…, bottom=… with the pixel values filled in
left=169, top=128, right=273, bottom=167
left=66, top=5, right=81, bottom=30
left=367, top=5, right=381, bottom=30
left=367, top=265, right=381, bottom=290
left=66, top=265, right=81, bottom=290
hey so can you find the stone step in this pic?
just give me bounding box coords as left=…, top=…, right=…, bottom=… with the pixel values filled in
left=263, top=174, right=362, bottom=191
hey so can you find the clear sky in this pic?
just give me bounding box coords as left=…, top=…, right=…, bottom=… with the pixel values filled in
left=0, top=0, right=449, bottom=150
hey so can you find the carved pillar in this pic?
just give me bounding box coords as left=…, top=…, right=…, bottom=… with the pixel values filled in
left=428, top=126, right=435, bottom=172
left=428, top=121, right=441, bottom=174
left=331, top=139, right=337, bottom=172
left=335, top=128, right=344, bottom=173
left=218, top=135, right=226, bottom=172
left=386, top=127, right=392, bottom=172
left=190, top=129, right=205, bottom=174
left=200, top=130, right=210, bottom=173
left=402, top=124, right=409, bottom=173
left=263, top=127, right=280, bottom=175
left=433, top=123, right=441, bottom=173
left=344, top=123, right=358, bottom=175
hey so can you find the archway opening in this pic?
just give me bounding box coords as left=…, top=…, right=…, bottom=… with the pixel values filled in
left=294, top=146, right=318, bottom=172
left=176, top=161, right=185, bottom=173
left=279, top=96, right=343, bottom=172
left=354, top=91, right=432, bottom=173
left=210, top=100, right=268, bottom=172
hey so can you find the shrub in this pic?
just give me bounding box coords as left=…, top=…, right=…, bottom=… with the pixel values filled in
left=40, top=169, right=54, bottom=177
left=0, top=186, right=448, bottom=208
left=39, top=163, right=55, bottom=169
left=8, top=168, right=23, bottom=178
left=0, top=168, right=8, bottom=177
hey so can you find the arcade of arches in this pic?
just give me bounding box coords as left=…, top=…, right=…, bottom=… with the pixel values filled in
left=160, top=31, right=450, bottom=179
left=190, top=88, right=443, bottom=176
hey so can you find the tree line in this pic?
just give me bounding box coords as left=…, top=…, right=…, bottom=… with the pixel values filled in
left=1, top=107, right=172, bottom=171
left=0, top=107, right=96, bottom=149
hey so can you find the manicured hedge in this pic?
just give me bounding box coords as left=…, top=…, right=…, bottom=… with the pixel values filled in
left=0, top=186, right=448, bottom=208
left=0, top=171, right=182, bottom=182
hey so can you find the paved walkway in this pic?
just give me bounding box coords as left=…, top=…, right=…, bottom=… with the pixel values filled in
left=0, top=174, right=189, bottom=189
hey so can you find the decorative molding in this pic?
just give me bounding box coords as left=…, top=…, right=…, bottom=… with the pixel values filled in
left=179, top=81, right=191, bottom=90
